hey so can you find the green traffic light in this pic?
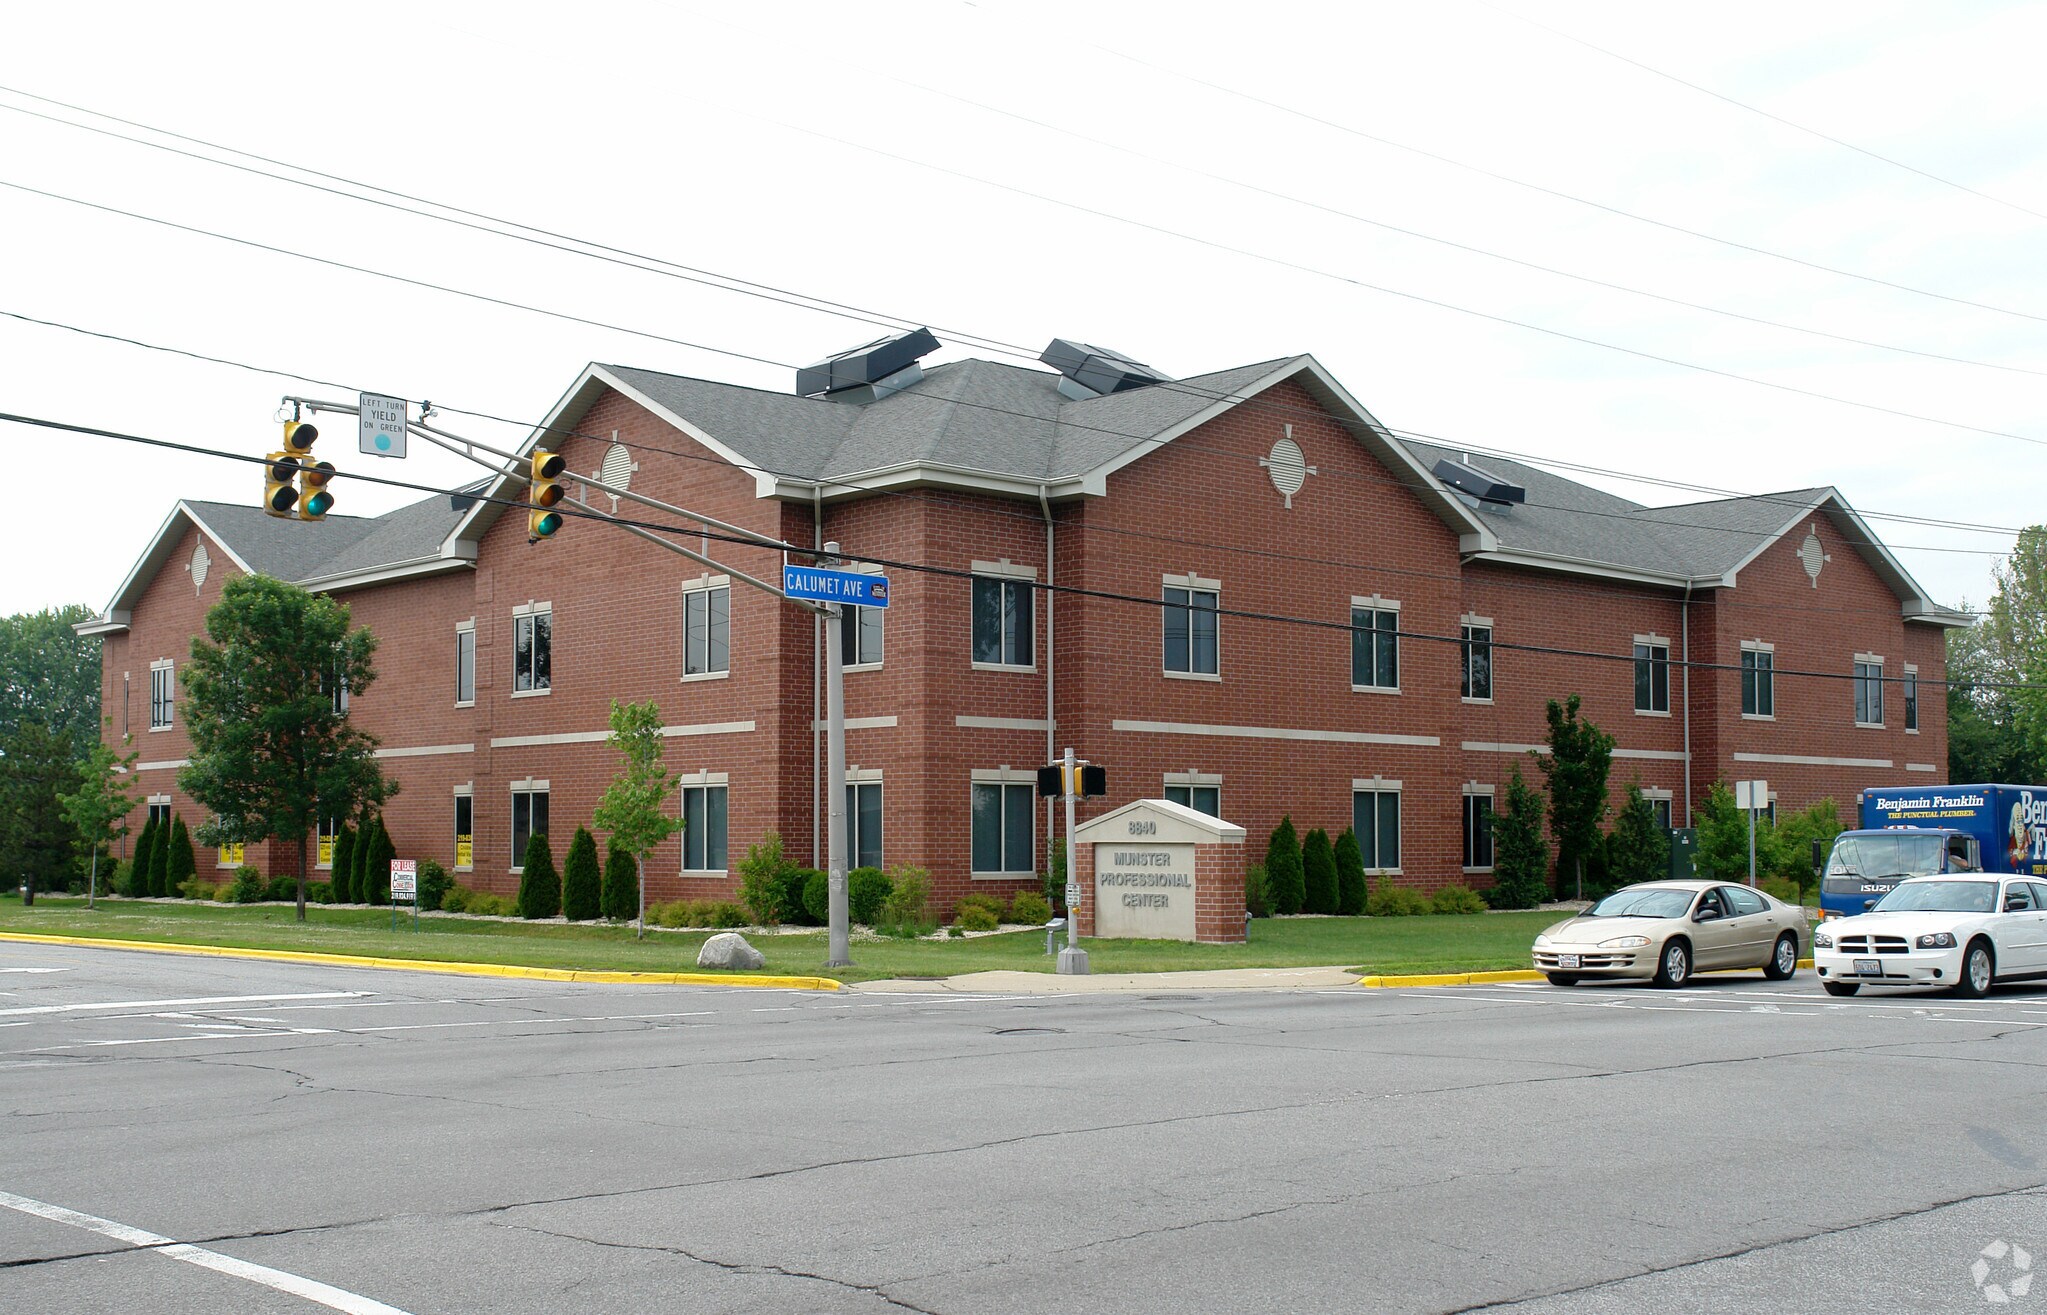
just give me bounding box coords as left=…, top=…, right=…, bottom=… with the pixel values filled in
left=532, top=510, right=562, bottom=538
left=302, top=489, right=335, bottom=518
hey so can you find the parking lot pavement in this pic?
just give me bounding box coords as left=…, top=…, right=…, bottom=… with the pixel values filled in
left=6, top=940, right=2047, bottom=1314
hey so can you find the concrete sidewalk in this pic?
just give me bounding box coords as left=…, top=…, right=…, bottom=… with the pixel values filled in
left=854, top=966, right=1365, bottom=994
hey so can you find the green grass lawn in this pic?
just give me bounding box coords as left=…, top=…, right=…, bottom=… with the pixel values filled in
left=0, top=896, right=1564, bottom=982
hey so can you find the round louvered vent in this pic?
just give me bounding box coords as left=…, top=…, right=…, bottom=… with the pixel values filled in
left=189, top=541, right=210, bottom=594
left=600, top=441, right=634, bottom=492
left=1266, top=437, right=1307, bottom=507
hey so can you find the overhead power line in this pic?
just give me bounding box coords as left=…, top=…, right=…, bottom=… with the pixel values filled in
left=1473, top=0, right=2047, bottom=225
left=0, top=406, right=2006, bottom=690
left=10, top=77, right=2039, bottom=383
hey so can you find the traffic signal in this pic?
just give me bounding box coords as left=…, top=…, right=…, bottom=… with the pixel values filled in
left=282, top=420, right=318, bottom=458
left=527, top=448, right=565, bottom=540
left=264, top=452, right=300, bottom=518
left=1036, top=763, right=1108, bottom=797
left=299, top=460, right=336, bottom=520
left=1080, top=765, right=1106, bottom=797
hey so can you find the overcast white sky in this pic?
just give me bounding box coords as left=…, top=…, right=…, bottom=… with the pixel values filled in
left=3, top=0, right=2041, bottom=621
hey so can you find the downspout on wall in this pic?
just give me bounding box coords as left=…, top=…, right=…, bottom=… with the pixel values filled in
left=813, top=484, right=824, bottom=868
left=1040, top=485, right=1057, bottom=856
left=1681, top=582, right=1693, bottom=828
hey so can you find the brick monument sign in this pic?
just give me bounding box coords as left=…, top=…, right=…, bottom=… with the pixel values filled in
left=1072, top=799, right=1246, bottom=944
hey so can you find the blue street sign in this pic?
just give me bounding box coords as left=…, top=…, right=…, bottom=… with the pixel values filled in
left=783, top=565, right=890, bottom=608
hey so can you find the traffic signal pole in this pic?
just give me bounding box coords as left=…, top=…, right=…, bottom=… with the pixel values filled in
left=1058, top=746, right=1088, bottom=976
left=821, top=546, right=851, bottom=969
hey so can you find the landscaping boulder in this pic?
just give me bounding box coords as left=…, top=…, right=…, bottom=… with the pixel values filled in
left=697, top=931, right=764, bottom=970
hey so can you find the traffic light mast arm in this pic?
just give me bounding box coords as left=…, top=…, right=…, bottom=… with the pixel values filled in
left=394, top=420, right=814, bottom=612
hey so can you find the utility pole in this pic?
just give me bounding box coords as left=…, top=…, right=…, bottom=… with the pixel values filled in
left=821, top=543, right=851, bottom=969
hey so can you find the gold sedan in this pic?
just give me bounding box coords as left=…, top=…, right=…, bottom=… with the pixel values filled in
left=1531, top=880, right=1808, bottom=988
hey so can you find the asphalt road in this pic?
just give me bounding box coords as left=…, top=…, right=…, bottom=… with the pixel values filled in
left=3, top=943, right=2044, bottom=1314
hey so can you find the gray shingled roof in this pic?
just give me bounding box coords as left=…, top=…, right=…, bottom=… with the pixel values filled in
left=603, top=356, right=1298, bottom=484
left=1397, top=440, right=1833, bottom=581
left=184, top=493, right=469, bottom=585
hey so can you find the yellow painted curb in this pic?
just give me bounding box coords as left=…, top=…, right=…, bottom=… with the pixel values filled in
left=1356, top=960, right=1817, bottom=988
left=0, top=931, right=841, bottom=991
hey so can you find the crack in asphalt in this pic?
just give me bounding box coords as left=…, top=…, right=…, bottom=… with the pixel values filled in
left=0, top=1214, right=394, bottom=1272
left=492, top=1220, right=942, bottom=1313
left=1441, top=1181, right=2047, bottom=1312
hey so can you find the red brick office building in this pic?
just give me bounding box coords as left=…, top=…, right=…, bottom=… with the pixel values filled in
left=82, top=336, right=1964, bottom=909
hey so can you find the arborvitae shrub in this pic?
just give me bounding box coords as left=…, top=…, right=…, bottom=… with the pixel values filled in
left=330, top=823, right=357, bottom=903
left=561, top=827, right=601, bottom=921
left=1244, top=860, right=1273, bottom=918
left=363, top=817, right=395, bottom=906
left=516, top=831, right=560, bottom=919
left=1265, top=816, right=1305, bottom=916
left=780, top=868, right=823, bottom=926
left=350, top=816, right=375, bottom=903
left=130, top=816, right=158, bottom=896
left=1302, top=827, right=1338, bottom=915
left=416, top=858, right=452, bottom=912
left=164, top=816, right=196, bottom=898
left=148, top=815, right=175, bottom=896
left=848, top=867, right=891, bottom=925
left=1334, top=828, right=1368, bottom=916
left=601, top=844, right=639, bottom=921
left=802, top=868, right=830, bottom=925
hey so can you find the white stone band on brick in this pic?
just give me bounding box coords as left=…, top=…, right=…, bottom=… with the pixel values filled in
left=1113, top=719, right=1440, bottom=747
left=1734, top=751, right=1894, bottom=769
left=373, top=743, right=476, bottom=759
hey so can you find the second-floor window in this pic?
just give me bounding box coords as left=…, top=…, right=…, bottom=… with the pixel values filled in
left=1741, top=647, right=1774, bottom=717
left=149, top=661, right=175, bottom=729
left=513, top=606, right=551, bottom=694
left=1461, top=624, right=1492, bottom=701
left=455, top=623, right=476, bottom=705
left=1905, top=668, right=1919, bottom=731
left=1854, top=659, right=1884, bottom=726
left=1163, top=583, right=1219, bottom=676
left=972, top=577, right=1033, bottom=668
left=1634, top=641, right=1669, bottom=714
left=1350, top=604, right=1398, bottom=690
left=683, top=583, right=730, bottom=678
left=841, top=602, right=882, bottom=668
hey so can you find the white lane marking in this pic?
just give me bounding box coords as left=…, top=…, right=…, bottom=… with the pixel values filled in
left=0, top=966, right=70, bottom=973
left=0, top=1188, right=415, bottom=1314
left=0, top=992, right=364, bottom=1018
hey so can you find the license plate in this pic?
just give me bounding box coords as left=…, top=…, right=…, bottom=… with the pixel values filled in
left=1558, top=954, right=1580, bottom=969
left=1854, top=958, right=1883, bottom=977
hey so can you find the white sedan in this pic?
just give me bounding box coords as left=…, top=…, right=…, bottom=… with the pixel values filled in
left=1812, top=875, right=2047, bottom=998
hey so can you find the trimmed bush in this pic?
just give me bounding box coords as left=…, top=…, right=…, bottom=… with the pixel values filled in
left=955, top=904, right=1000, bottom=932
left=736, top=832, right=797, bottom=925
left=848, top=867, right=891, bottom=925
left=129, top=816, right=157, bottom=895
left=417, top=858, right=452, bottom=913
left=263, top=874, right=299, bottom=902
left=780, top=868, right=824, bottom=926
left=707, top=901, right=749, bottom=928
left=1367, top=886, right=1432, bottom=917
left=1431, top=885, right=1487, bottom=915
left=1007, top=890, right=1051, bottom=925
left=468, top=891, right=517, bottom=917
left=178, top=875, right=214, bottom=899
left=165, top=817, right=196, bottom=899
left=224, top=868, right=266, bottom=903
left=307, top=881, right=333, bottom=904
left=648, top=900, right=690, bottom=929
left=1302, top=827, right=1338, bottom=915
left=147, top=815, right=173, bottom=896
left=111, top=859, right=137, bottom=897
left=1245, top=860, right=1273, bottom=918
left=956, top=893, right=1006, bottom=923
left=350, top=815, right=374, bottom=902
left=602, top=844, right=639, bottom=922
left=439, top=885, right=472, bottom=914
left=1265, top=816, right=1305, bottom=916
left=1334, top=828, right=1368, bottom=917
left=329, top=823, right=356, bottom=903
left=561, top=828, right=601, bottom=921
left=1759, top=875, right=1802, bottom=906
left=516, top=831, right=561, bottom=919
left=802, top=868, right=831, bottom=925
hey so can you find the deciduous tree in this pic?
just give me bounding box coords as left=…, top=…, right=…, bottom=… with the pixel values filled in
left=178, top=576, right=393, bottom=920
left=60, top=730, right=137, bottom=907
left=592, top=699, right=681, bottom=938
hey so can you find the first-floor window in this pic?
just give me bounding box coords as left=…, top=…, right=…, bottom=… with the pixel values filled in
left=682, top=784, right=729, bottom=871
left=1854, top=659, right=1884, bottom=726
left=1166, top=784, right=1220, bottom=817
left=1649, top=796, right=1674, bottom=831
left=1462, top=792, right=1494, bottom=870
left=1353, top=788, right=1401, bottom=871
left=216, top=837, right=245, bottom=868
left=454, top=793, right=474, bottom=870
left=147, top=799, right=171, bottom=828
left=1634, top=641, right=1670, bottom=713
left=318, top=817, right=339, bottom=869
left=971, top=781, right=1035, bottom=875
left=845, top=781, right=882, bottom=870
left=512, top=786, right=549, bottom=869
